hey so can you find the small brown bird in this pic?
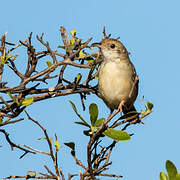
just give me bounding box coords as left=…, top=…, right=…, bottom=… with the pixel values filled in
left=92, top=38, right=138, bottom=115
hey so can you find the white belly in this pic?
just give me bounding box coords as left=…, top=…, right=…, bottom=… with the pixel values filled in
left=98, top=61, right=134, bottom=110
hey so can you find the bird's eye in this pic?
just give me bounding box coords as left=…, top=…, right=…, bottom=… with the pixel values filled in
left=110, top=44, right=115, bottom=49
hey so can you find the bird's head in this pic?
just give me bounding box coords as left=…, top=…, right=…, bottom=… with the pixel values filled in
left=92, top=38, right=129, bottom=62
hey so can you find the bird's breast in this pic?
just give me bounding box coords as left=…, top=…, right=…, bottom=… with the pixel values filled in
left=98, top=61, right=135, bottom=109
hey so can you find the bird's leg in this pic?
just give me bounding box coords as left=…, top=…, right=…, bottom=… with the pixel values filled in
left=107, top=101, right=125, bottom=123
left=118, top=100, right=125, bottom=113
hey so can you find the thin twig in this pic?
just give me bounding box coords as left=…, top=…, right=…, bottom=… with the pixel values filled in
left=23, top=144, right=50, bottom=155
left=0, top=129, right=36, bottom=158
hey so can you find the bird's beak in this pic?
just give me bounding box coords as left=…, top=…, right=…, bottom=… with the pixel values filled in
left=91, top=42, right=101, bottom=48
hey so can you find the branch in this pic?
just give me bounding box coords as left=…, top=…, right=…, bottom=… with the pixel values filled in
left=24, top=110, right=62, bottom=179
left=0, top=129, right=36, bottom=158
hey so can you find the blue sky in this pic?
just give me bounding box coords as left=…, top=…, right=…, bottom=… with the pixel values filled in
left=1, top=0, right=180, bottom=179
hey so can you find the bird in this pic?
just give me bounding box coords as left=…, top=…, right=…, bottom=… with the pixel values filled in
left=92, top=38, right=139, bottom=116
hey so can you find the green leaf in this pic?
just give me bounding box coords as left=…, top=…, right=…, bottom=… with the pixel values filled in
left=141, top=110, right=146, bottom=116
left=79, top=50, right=85, bottom=58
left=54, top=140, right=60, bottom=151
left=70, top=38, right=75, bottom=45
left=7, top=92, right=15, bottom=101
left=7, top=92, right=21, bottom=106
left=64, top=142, right=75, bottom=151
left=21, top=97, right=34, bottom=106
left=1, top=56, right=5, bottom=65
left=6, top=54, right=13, bottom=60
left=166, top=160, right=178, bottom=180
left=75, top=73, right=82, bottom=85
left=94, top=118, right=104, bottom=127
left=146, top=101, right=154, bottom=111
left=90, top=126, right=95, bottom=134
left=69, top=101, right=90, bottom=128
left=70, top=29, right=76, bottom=37
left=74, top=121, right=90, bottom=128
left=89, top=103, right=98, bottom=126
left=159, top=172, right=168, bottom=180
left=0, top=54, right=12, bottom=65
left=46, top=60, right=52, bottom=67
left=103, top=128, right=131, bottom=141
left=15, top=99, right=21, bottom=106
left=88, top=59, right=94, bottom=63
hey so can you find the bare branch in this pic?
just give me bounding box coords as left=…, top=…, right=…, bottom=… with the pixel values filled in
left=23, top=144, right=50, bottom=155
left=0, top=129, right=36, bottom=158
left=24, top=110, right=62, bottom=179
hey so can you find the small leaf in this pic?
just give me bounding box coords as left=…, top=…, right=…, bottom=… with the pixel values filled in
left=1, top=56, right=5, bottom=65
left=54, top=140, right=60, bottom=151
left=94, top=118, right=104, bottom=127
left=146, top=101, right=154, bottom=111
left=103, top=128, right=131, bottom=141
left=46, top=60, right=52, bottom=67
left=75, top=73, right=82, bottom=85
left=89, top=103, right=98, bottom=126
left=57, top=45, right=65, bottom=49
left=90, top=126, right=95, bottom=134
left=64, top=142, right=75, bottom=151
left=70, top=29, right=76, bottom=37
left=74, top=121, right=90, bottom=128
left=0, top=54, right=12, bottom=65
left=6, top=54, right=13, bottom=60
left=166, top=160, right=178, bottom=180
left=38, top=137, right=53, bottom=144
left=15, top=99, right=21, bottom=106
left=69, top=100, right=78, bottom=112
left=7, top=92, right=15, bottom=101
left=159, top=172, right=168, bottom=180
left=69, top=101, right=90, bottom=128
left=70, top=38, right=75, bottom=45
left=7, top=92, right=21, bottom=105
left=79, top=51, right=85, bottom=58
left=141, top=110, right=146, bottom=116
left=88, top=59, right=94, bottom=63
left=21, top=97, right=34, bottom=106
